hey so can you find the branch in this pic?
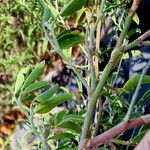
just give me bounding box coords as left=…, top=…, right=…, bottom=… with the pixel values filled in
left=85, top=25, right=96, bottom=92
left=124, top=30, right=150, bottom=51
left=95, top=0, right=106, bottom=79
left=80, top=114, right=150, bottom=150
left=115, top=0, right=141, bottom=49
left=86, top=0, right=106, bottom=91
left=93, top=98, right=103, bottom=137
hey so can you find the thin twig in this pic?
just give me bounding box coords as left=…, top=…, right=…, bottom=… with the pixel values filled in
left=124, top=60, right=150, bottom=121
left=93, top=97, right=103, bottom=137
left=85, top=24, right=95, bottom=93
left=95, top=0, right=101, bottom=79
left=88, top=0, right=106, bottom=91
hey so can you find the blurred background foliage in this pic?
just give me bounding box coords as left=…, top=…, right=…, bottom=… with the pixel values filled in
left=0, top=0, right=50, bottom=144
left=0, top=0, right=45, bottom=106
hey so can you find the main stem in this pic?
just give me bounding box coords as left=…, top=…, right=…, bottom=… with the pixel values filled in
left=79, top=52, right=123, bottom=146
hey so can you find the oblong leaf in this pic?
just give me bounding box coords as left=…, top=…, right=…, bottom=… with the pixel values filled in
left=42, top=6, right=53, bottom=23
left=58, top=121, right=80, bottom=134
left=14, top=71, right=25, bottom=95
left=133, top=13, right=140, bottom=25
left=60, top=0, right=86, bottom=17
left=58, top=31, right=84, bottom=49
left=22, top=61, right=45, bottom=89
left=137, top=90, right=150, bottom=106
left=22, top=95, right=36, bottom=103
left=14, top=65, right=31, bottom=95
left=123, top=75, right=150, bottom=92
left=35, top=92, right=72, bottom=114
left=35, top=84, right=59, bottom=102
left=123, top=50, right=142, bottom=59
left=57, top=30, right=72, bottom=39
left=23, top=81, right=49, bottom=94
left=49, top=132, right=75, bottom=140
left=59, top=114, right=84, bottom=125
left=40, top=92, right=72, bottom=104
left=53, top=110, right=69, bottom=125
left=21, top=65, right=31, bottom=74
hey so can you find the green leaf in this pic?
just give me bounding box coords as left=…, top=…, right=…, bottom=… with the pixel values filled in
left=23, top=81, right=49, bottom=94
left=21, top=95, right=36, bottom=103
left=137, top=90, right=150, bottom=106
left=40, top=92, right=72, bottom=105
left=57, top=30, right=84, bottom=49
left=57, top=30, right=72, bottom=39
left=75, top=77, right=83, bottom=93
left=47, top=4, right=58, bottom=18
left=14, top=71, right=25, bottom=95
left=133, top=13, right=140, bottom=25
left=22, top=61, right=45, bottom=89
left=21, top=65, right=31, bottom=74
left=58, top=121, right=81, bottom=134
left=127, top=28, right=141, bottom=39
left=42, top=6, right=53, bottom=23
left=40, top=0, right=58, bottom=18
left=34, top=92, right=72, bottom=114
left=53, top=110, right=69, bottom=125
left=60, top=0, right=86, bottom=17
left=75, top=8, right=85, bottom=24
left=142, top=90, right=150, bottom=100
left=14, top=65, right=31, bottom=95
left=35, top=84, right=59, bottom=102
left=123, top=75, right=150, bottom=92
left=62, top=48, right=72, bottom=59
left=60, top=114, right=84, bottom=124
left=49, top=132, right=75, bottom=140
left=123, top=50, right=142, bottom=59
